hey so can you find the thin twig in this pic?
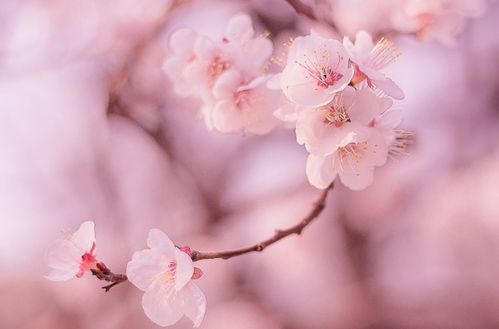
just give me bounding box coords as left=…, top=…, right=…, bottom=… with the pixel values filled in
left=91, top=262, right=128, bottom=292
left=190, top=183, right=334, bottom=261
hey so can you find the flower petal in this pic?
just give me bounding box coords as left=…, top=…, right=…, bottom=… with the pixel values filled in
left=174, top=248, right=194, bottom=291
left=179, top=282, right=207, bottom=328
left=147, top=229, right=176, bottom=256
left=372, top=78, right=405, bottom=100
left=127, top=249, right=171, bottom=291
left=70, top=221, right=95, bottom=253
left=142, top=280, right=183, bottom=327
left=306, top=153, right=337, bottom=189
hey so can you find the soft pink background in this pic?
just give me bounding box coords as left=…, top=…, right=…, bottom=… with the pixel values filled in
left=1, top=0, right=499, bottom=328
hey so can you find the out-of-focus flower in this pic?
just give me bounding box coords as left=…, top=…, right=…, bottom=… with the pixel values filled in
left=164, top=13, right=276, bottom=134
left=391, top=0, right=485, bottom=45
left=45, top=221, right=97, bottom=281
left=306, top=127, right=389, bottom=190
left=296, top=87, right=393, bottom=155
left=163, top=28, right=199, bottom=97
left=343, top=31, right=404, bottom=99
left=211, top=70, right=280, bottom=134
left=126, top=229, right=206, bottom=328
left=279, top=34, right=353, bottom=107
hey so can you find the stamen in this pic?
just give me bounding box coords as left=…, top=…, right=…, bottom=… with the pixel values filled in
left=365, top=38, right=400, bottom=70
left=389, top=129, right=414, bottom=157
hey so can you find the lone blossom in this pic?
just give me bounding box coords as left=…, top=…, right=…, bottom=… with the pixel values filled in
left=126, top=229, right=206, bottom=328
left=45, top=221, right=97, bottom=281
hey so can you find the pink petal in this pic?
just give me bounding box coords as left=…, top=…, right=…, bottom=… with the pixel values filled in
left=212, top=70, right=241, bottom=99
left=179, top=282, right=207, bottom=328
left=142, top=280, right=183, bottom=327
left=147, top=229, right=175, bottom=255
left=306, top=154, right=337, bottom=189
left=372, top=78, right=405, bottom=100
left=225, top=13, right=254, bottom=42
left=126, top=249, right=170, bottom=291
left=174, top=248, right=194, bottom=291
left=169, top=28, right=197, bottom=57
left=70, top=221, right=95, bottom=254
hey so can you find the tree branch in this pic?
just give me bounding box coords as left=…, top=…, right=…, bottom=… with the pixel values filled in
left=190, top=183, right=334, bottom=261
left=91, top=262, right=128, bottom=292
left=285, top=0, right=317, bottom=20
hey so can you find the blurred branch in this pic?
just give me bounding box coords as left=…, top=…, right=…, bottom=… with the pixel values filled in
left=191, top=183, right=334, bottom=261
left=285, top=0, right=317, bottom=20
left=91, top=262, right=128, bottom=292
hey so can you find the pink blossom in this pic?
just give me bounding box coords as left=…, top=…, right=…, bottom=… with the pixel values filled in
left=391, top=0, right=485, bottom=45
left=280, top=34, right=354, bottom=107
left=45, top=221, right=97, bottom=281
left=126, top=229, right=206, bottom=328
left=343, top=31, right=404, bottom=100
left=296, top=87, right=393, bottom=156
left=210, top=69, right=280, bottom=134
left=163, top=28, right=199, bottom=97
left=306, top=127, right=389, bottom=190
left=178, top=13, right=272, bottom=101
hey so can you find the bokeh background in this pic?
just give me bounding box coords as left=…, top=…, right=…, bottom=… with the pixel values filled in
left=1, top=0, right=499, bottom=328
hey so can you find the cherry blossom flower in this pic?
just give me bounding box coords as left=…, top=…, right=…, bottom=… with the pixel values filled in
left=163, top=28, right=198, bottom=97
left=45, top=221, right=97, bottom=281
left=181, top=13, right=272, bottom=101
left=126, top=229, right=206, bottom=328
left=210, top=69, right=280, bottom=134
left=306, top=127, right=389, bottom=190
left=296, top=87, right=393, bottom=156
left=343, top=31, right=404, bottom=100
left=391, top=0, right=485, bottom=45
left=279, top=34, right=354, bottom=108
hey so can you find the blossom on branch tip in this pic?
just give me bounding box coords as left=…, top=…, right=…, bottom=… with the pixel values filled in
left=126, top=229, right=206, bottom=328
left=45, top=221, right=97, bottom=281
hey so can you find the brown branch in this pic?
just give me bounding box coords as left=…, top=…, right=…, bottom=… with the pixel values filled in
left=91, top=262, right=128, bottom=292
left=285, top=0, right=317, bottom=20
left=190, top=183, right=334, bottom=261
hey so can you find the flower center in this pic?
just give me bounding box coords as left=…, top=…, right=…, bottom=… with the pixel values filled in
left=209, top=56, right=231, bottom=78
left=77, top=242, right=97, bottom=278
left=295, top=46, right=344, bottom=88
left=322, top=94, right=350, bottom=127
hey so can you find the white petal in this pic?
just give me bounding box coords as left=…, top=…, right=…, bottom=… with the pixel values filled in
left=142, top=280, right=183, bottom=327
left=46, top=239, right=81, bottom=271
left=179, top=282, right=207, bottom=328
left=212, top=70, right=241, bottom=100
left=45, top=268, right=79, bottom=281
left=225, top=13, right=254, bottom=42
left=306, top=154, right=337, bottom=189
left=169, top=28, right=197, bottom=57
left=174, top=249, right=194, bottom=291
left=147, top=229, right=176, bottom=256
left=70, top=221, right=95, bottom=253
left=126, top=249, right=171, bottom=291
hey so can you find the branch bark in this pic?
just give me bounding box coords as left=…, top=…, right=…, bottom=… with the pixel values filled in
left=91, top=262, right=128, bottom=292
left=191, top=183, right=334, bottom=261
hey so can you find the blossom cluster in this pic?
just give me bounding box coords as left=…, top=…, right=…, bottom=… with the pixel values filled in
left=165, top=14, right=410, bottom=191
left=271, top=31, right=408, bottom=190
left=163, top=14, right=280, bottom=135
left=46, top=222, right=206, bottom=328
